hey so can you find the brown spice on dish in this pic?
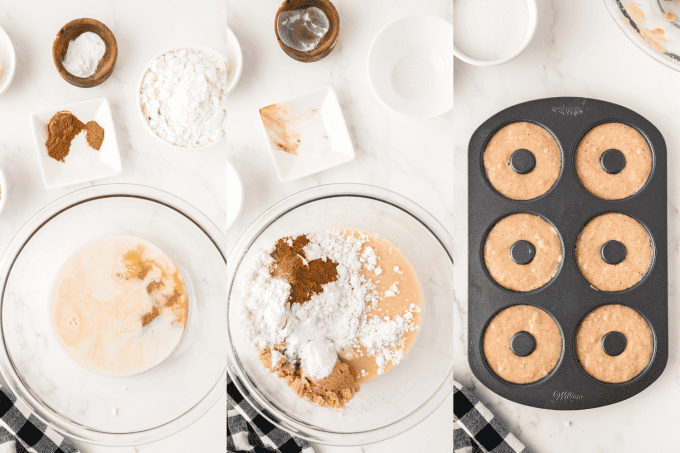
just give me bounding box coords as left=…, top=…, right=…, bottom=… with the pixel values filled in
left=46, top=111, right=85, bottom=162
left=270, top=235, right=338, bottom=305
left=85, top=120, right=105, bottom=150
left=665, top=12, right=676, bottom=21
left=45, top=110, right=105, bottom=162
left=260, top=104, right=302, bottom=155
left=259, top=345, right=359, bottom=409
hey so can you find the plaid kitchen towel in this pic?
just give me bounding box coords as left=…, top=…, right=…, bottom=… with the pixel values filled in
left=454, top=381, right=530, bottom=453
left=227, top=374, right=314, bottom=453
left=0, top=387, right=79, bottom=453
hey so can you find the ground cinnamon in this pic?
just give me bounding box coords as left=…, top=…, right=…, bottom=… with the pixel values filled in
left=46, top=111, right=85, bottom=162
left=86, top=120, right=105, bottom=150
left=270, top=235, right=338, bottom=304
left=45, top=111, right=105, bottom=162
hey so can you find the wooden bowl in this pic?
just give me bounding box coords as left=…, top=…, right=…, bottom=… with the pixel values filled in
left=52, top=18, right=117, bottom=88
left=275, top=0, right=340, bottom=62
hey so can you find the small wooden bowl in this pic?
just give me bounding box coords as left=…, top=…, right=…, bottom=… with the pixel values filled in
left=275, top=0, right=340, bottom=62
left=52, top=18, right=118, bottom=88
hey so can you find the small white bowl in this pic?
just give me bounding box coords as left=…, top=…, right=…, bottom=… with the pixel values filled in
left=227, top=160, right=243, bottom=230
left=453, top=0, right=538, bottom=67
left=29, top=97, right=122, bottom=190
left=0, top=163, right=7, bottom=216
left=258, top=85, right=355, bottom=183
left=137, top=46, right=227, bottom=150
left=226, top=27, right=243, bottom=94
left=0, top=25, right=16, bottom=97
left=368, top=15, right=453, bottom=119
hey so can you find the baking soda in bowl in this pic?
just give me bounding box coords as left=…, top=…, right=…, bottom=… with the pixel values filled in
left=454, top=0, right=529, bottom=61
left=50, top=236, right=189, bottom=377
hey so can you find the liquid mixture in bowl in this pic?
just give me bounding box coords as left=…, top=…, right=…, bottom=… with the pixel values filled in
left=241, top=229, right=423, bottom=409
left=50, top=235, right=188, bottom=377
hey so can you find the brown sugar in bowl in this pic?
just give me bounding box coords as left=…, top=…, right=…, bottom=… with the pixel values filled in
left=275, top=0, right=340, bottom=62
left=52, top=18, right=118, bottom=88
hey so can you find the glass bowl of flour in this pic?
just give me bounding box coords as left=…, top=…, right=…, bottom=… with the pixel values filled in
left=0, top=184, right=226, bottom=445
left=137, top=46, right=228, bottom=149
left=227, top=184, right=453, bottom=445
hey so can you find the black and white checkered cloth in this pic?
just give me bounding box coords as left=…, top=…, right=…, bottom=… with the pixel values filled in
left=454, top=381, right=530, bottom=453
left=0, top=387, right=79, bottom=453
left=227, top=374, right=314, bottom=453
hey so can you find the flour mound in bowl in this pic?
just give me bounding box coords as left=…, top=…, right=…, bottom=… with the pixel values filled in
left=240, top=229, right=423, bottom=409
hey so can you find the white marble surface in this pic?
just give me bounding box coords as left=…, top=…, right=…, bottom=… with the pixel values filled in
left=454, top=0, right=680, bottom=451
left=0, top=1, right=226, bottom=451
left=226, top=0, right=453, bottom=451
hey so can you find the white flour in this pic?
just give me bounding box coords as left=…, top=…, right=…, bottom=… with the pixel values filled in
left=241, top=230, right=417, bottom=381
left=454, top=0, right=529, bottom=61
left=139, top=49, right=227, bottom=148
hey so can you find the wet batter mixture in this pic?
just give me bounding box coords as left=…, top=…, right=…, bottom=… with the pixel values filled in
left=575, top=123, right=652, bottom=200
left=483, top=305, right=562, bottom=384
left=575, top=304, right=653, bottom=383
left=51, top=236, right=189, bottom=377
left=242, top=229, right=423, bottom=409
left=483, top=122, right=562, bottom=200
left=575, top=213, right=652, bottom=292
left=484, top=213, right=563, bottom=292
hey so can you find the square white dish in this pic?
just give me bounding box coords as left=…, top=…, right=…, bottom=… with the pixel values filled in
left=259, top=85, right=355, bottom=183
left=30, top=97, right=122, bottom=189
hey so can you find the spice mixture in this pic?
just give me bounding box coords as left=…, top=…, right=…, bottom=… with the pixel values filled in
left=45, top=111, right=105, bottom=162
left=241, top=229, right=423, bottom=409
left=259, top=103, right=307, bottom=155
left=51, top=236, right=188, bottom=377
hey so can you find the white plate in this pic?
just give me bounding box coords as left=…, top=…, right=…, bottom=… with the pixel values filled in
left=259, top=85, right=355, bottom=183
left=30, top=97, right=122, bottom=189
left=137, top=46, right=228, bottom=150
left=0, top=25, right=16, bottom=97
left=368, top=15, right=453, bottom=119
left=227, top=160, right=243, bottom=229
left=226, top=27, right=243, bottom=94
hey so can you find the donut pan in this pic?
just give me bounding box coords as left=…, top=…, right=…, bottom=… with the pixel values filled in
left=467, top=97, right=668, bottom=410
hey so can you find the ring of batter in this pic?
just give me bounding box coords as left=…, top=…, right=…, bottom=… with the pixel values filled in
left=483, top=122, right=562, bottom=200
left=575, top=213, right=653, bottom=292
left=484, top=213, right=563, bottom=292
left=575, top=304, right=653, bottom=384
left=483, top=305, right=562, bottom=384
left=575, top=123, right=653, bottom=200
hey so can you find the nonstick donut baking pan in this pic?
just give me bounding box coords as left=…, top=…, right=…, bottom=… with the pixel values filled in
left=468, top=97, right=667, bottom=410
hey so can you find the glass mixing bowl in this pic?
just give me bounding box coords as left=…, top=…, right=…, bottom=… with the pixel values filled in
left=227, top=184, right=453, bottom=445
left=0, top=184, right=226, bottom=446
left=603, top=0, right=680, bottom=71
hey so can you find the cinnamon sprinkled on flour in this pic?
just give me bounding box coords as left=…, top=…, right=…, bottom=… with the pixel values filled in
left=270, top=235, right=338, bottom=304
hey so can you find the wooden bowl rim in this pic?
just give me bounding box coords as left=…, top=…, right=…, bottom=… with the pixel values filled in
left=52, top=18, right=118, bottom=88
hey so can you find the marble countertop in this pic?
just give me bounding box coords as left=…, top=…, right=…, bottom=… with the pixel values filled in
left=454, top=0, right=680, bottom=451
left=226, top=0, right=453, bottom=451
left=0, top=1, right=226, bottom=452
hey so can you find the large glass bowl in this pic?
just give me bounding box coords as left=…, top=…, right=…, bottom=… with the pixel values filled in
left=603, top=0, right=680, bottom=71
left=227, top=184, right=453, bottom=445
left=0, top=184, right=226, bottom=446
